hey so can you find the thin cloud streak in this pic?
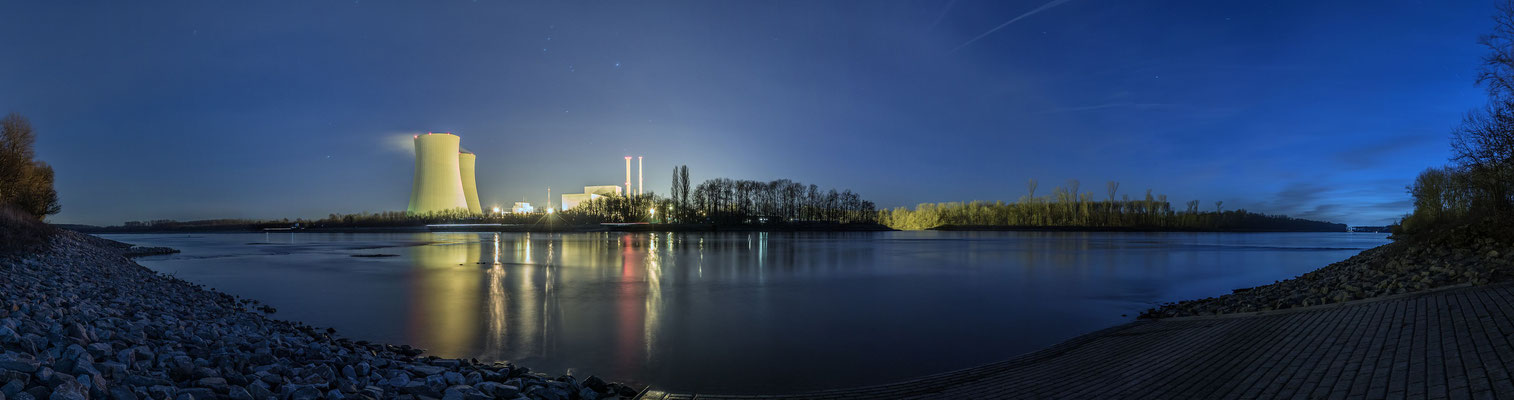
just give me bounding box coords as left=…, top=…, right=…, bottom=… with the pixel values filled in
left=1037, top=103, right=1179, bottom=114
left=926, top=0, right=957, bottom=32
left=950, top=0, right=1074, bottom=53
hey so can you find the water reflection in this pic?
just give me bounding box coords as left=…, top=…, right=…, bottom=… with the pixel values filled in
left=408, top=235, right=481, bottom=356
left=115, top=231, right=1391, bottom=394
left=406, top=234, right=544, bottom=362
left=644, top=233, right=662, bottom=360
left=399, top=232, right=829, bottom=382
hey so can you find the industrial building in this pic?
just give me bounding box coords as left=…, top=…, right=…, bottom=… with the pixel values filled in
left=560, top=185, right=624, bottom=211
left=559, top=194, right=597, bottom=211
left=407, top=149, right=648, bottom=215
left=407, top=133, right=482, bottom=215
left=584, top=185, right=622, bottom=196
left=559, top=157, right=647, bottom=211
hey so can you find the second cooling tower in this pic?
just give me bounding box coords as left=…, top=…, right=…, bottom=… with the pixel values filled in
left=408, top=133, right=472, bottom=215
left=458, top=150, right=482, bottom=214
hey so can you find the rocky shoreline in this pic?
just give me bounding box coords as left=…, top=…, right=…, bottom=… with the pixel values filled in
left=120, top=247, right=179, bottom=258
left=0, top=230, right=641, bottom=400
left=1142, top=221, right=1514, bottom=318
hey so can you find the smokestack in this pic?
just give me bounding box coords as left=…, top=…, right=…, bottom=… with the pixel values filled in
left=624, top=156, right=632, bottom=197
left=637, top=156, right=643, bottom=196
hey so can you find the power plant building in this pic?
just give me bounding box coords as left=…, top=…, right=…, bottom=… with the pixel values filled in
left=584, top=185, right=622, bottom=197
left=559, top=194, right=598, bottom=211
left=407, top=133, right=483, bottom=215
left=409, top=150, right=647, bottom=215
left=561, top=185, right=624, bottom=211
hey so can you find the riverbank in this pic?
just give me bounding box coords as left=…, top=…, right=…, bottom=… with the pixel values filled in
left=1141, top=220, right=1514, bottom=318
left=643, top=222, right=1514, bottom=398
left=0, top=229, right=641, bottom=400
left=929, top=224, right=1349, bottom=233
left=645, top=282, right=1514, bottom=399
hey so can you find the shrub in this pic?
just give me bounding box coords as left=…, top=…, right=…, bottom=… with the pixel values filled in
left=0, top=204, right=55, bottom=257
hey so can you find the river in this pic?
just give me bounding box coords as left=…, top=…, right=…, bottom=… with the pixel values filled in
left=101, top=231, right=1389, bottom=394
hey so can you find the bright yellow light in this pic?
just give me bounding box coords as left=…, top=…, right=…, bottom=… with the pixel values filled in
left=547, top=208, right=555, bottom=214
left=649, top=208, right=656, bottom=216
left=491, top=207, right=502, bottom=214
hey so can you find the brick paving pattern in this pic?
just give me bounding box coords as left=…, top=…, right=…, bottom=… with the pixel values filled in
left=639, top=283, right=1514, bottom=399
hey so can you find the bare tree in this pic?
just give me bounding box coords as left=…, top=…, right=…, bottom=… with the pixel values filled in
left=1478, top=1, right=1514, bottom=101
left=1105, top=181, right=1120, bottom=226
left=1451, top=102, right=1514, bottom=211
left=1455, top=1, right=1514, bottom=213
left=679, top=166, right=691, bottom=215
left=1066, top=179, right=1080, bottom=221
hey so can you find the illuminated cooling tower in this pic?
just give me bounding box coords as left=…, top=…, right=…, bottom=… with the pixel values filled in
left=458, top=151, right=482, bottom=214
left=408, top=133, right=471, bottom=215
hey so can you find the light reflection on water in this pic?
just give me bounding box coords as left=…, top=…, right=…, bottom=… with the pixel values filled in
left=107, top=231, right=1390, bottom=394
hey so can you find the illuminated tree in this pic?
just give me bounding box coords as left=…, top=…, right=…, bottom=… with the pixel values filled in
left=1106, top=181, right=1120, bottom=226
left=874, top=184, right=1340, bottom=232
left=0, top=114, right=60, bottom=219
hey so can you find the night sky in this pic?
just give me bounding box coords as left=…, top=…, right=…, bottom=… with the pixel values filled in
left=0, top=1, right=1490, bottom=226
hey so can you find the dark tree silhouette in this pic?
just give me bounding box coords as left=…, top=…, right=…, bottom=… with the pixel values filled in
left=1404, top=1, right=1514, bottom=232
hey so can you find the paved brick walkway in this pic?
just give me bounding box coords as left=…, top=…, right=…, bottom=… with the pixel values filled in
left=639, top=283, right=1514, bottom=399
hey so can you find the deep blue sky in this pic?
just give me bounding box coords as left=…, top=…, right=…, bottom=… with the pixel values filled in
left=0, top=1, right=1491, bottom=226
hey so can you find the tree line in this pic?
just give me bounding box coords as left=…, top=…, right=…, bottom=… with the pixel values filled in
left=561, top=165, right=878, bottom=225
left=560, top=193, right=661, bottom=223
left=1401, top=3, right=1514, bottom=233
left=687, top=177, right=876, bottom=224
left=96, top=166, right=881, bottom=230
left=113, top=210, right=539, bottom=231
left=877, top=179, right=1344, bottom=231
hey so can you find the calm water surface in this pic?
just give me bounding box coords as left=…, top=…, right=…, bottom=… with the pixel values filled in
left=102, top=231, right=1389, bottom=394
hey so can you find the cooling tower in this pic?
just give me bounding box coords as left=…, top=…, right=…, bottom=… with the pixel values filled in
left=458, top=151, right=482, bottom=215
left=408, top=133, right=471, bottom=215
